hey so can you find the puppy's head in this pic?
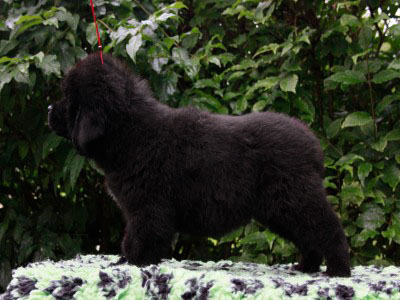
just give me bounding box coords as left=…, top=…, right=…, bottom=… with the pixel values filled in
left=48, top=53, right=130, bottom=156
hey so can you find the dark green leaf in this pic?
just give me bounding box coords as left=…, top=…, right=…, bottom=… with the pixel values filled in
left=388, top=59, right=400, bottom=70
left=165, top=2, right=188, bottom=9
left=386, top=129, right=400, bottom=141
left=126, top=34, right=143, bottom=63
left=279, top=74, right=298, bottom=93
left=69, top=153, right=85, bottom=188
left=358, top=162, right=372, bottom=185
left=382, top=164, right=400, bottom=191
left=351, top=228, right=378, bottom=247
left=339, top=184, right=364, bottom=205
left=42, top=132, right=63, bottom=158
left=194, top=79, right=219, bottom=89
left=235, top=97, right=248, bottom=113
left=219, top=227, right=243, bottom=243
left=342, top=112, right=372, bottom=128
left=326, top=118, right=342, bottom=139
left=36, top=55, right=61, bottom=77
left=327, top=70, right=366, bottom=85
left=382, top=223, right=400, bottom=244
left=356, top=205, right=385, bottom=230
left=18, top=141, right=29, bottom=160
left=335, top=154, right=364, bottom=166
left=371, top=136, right=387, bottom=152
left=85, top=23, right=97, bottom=46
left=376, top=94, right=400, bottom=114
left=371, top=69, right=400, bottom=84
left=239, top=231, right=266, bottom=245
left=340, top=14, right=360, bottom=27
left=252, top=100, right=268, bottom=112
left=359, top=27, right=373, bottom=50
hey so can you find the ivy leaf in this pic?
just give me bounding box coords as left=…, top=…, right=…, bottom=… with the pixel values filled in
left=358, top=162, right=372, bottom=186
left=359, top=26, right=373, bottom=50
left=14, top=62, right=31, bottom=84
left=156, top=13, right=176, bottom=22
left=70, top=153, right=85, bottom=188
left=219, top=226, right=243, bottom=244
left=33, top=51, right=45, bottom=63
left=239, top=231, right=266, bottom=245
left=85, top=23, right=97, bottom=46
left=386, top=129, right=400, bottom=141
left=371, top=69, right=400, bottom=84
left=339, top=183, right=364, bottom=206
left=246, top=77, right=279, bottom=96
left=279, top=74, right=298, bottom=93
left=235, top=97, right=248, bottom=113
left=371, top=136, right=387, bottom=152
left=228, top=71, right=245, bottom=81
left=340, top=14, right=360, bottom=27
left=151, top=57, right=168, bottom=73
left=165, top=1, right=188, bottom=9
left=36, top=55, right=61, bottom=77
left=382, top=164, right=400, bottom=191
left=327, top=70, right=366, bottom=85
left=42, top=132, right=63, bottom=158
left=18, top=141, right=29, bottom=160
left=0, top=69, right=12, bottom=93
left=281, top=43, right=293, bottom=56
left=194, top=79, right=219, bottom=89
left=376, top=94, right=400, bottom=114
left=208, top=56, right=221, bottom=67
left=13, top=19, right=43, bottom=39
left=126, top=34, right=143, bottom=63
left=55, top=10, right=79, bottom=31
left=382, top=223, right=400, bottom=245
left=88, top=160, right=104, bottom=176
left=326, top=118, right=343, bottom=139
left=342, top=112, right=372, bottom=128
left=172, top=47, right=189, bottom=65
left=253, top=43, right=280, bottom=57
left=163, top=37, right=175, bottom=50
left=252, top=100, right=268, bottom=112
left=43, top=17, right=59, bottom=28
left=294, top=97, right=315, bottom=122
left=15, top=15, right=43, bottom=25
left=351, top=228, right=378, bottom=248
left=356, top=205, right=385, bottom=230
left=388, top=59, right=400, bottom=70
left=335, top=153, right=364, bottom=166
left=254, top=1, right=271, bottom=20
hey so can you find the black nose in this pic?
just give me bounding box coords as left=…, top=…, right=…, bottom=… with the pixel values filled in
left=48, top=105, right=53, bottom=112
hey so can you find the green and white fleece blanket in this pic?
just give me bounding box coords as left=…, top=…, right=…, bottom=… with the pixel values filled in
left=1, top=255, right=400, bottom=299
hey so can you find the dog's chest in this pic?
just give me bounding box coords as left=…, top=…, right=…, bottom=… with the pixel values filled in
left=106, top=185, right=119, bottom=203
left=104, top=178, right=122, bottom=207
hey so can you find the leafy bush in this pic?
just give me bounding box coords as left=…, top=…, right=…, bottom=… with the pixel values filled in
left=1, top=0, right=400, bottom=291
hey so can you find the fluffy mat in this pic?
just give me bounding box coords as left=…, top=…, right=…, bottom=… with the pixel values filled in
left=1, top=255, right=400, bottom=299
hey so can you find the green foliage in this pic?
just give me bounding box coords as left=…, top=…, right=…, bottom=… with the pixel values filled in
left=1, top=0, right=400, bottom=291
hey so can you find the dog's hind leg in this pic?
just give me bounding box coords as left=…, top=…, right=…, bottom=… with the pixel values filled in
left=255, top=175, right=350, bottom=277
left=293, top=248, right=323, bottom=273
left=257, top=215, right=323, bottom=274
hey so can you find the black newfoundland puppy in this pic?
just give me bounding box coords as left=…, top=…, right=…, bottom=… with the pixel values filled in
left=48, top=53, right=350, bottom=277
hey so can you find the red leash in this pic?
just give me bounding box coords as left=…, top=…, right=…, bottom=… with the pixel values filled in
left=89, top=0, right=104, bottom=64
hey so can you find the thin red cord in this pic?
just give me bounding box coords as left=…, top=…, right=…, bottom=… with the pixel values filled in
left=89, top=0, right=104, bottom=64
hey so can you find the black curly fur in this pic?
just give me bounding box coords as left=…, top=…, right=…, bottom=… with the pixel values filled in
left=48, top=53, right=351, bottom=277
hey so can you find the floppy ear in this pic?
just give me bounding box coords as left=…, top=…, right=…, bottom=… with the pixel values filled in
left=72, top=108, right=105, bottom=155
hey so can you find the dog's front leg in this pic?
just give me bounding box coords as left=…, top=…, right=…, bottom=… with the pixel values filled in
left=122, top=207, right=175, bottom=266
